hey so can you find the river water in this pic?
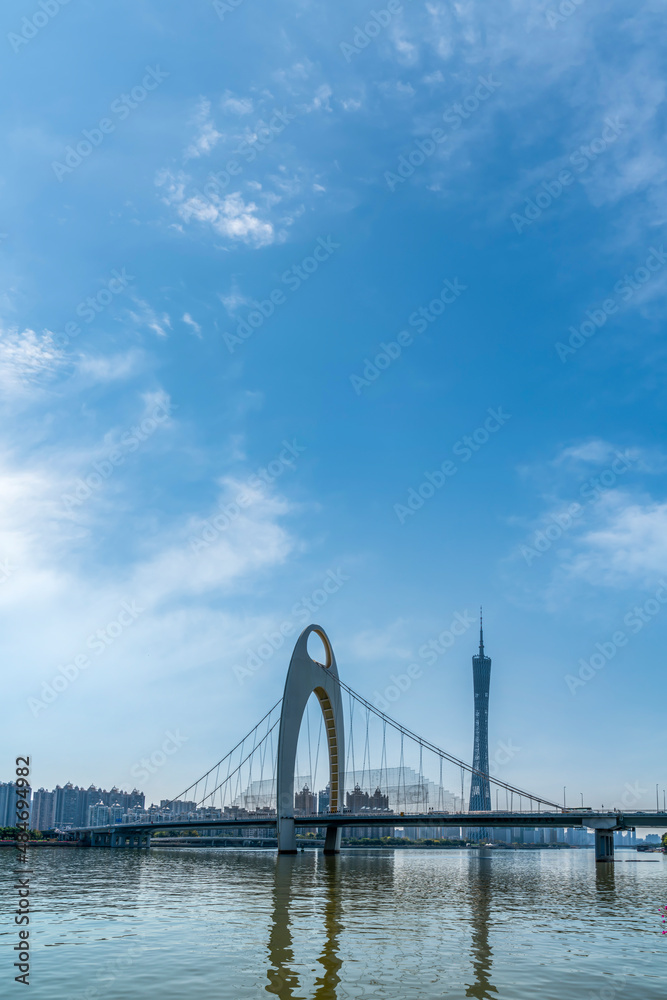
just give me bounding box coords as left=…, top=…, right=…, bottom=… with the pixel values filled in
left=1, top=846, right=665, bottom=998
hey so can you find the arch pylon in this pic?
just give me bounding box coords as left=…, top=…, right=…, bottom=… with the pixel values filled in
left=276, top=625, right=345, bottom=854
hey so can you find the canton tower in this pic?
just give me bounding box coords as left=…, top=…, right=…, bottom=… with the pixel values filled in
left=469, top=609, right=492, bottom=812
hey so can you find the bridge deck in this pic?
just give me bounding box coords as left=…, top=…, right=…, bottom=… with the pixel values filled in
left=70, top=811, right=666, bottom=836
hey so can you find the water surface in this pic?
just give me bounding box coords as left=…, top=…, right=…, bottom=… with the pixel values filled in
left=1, top=847, right=665, bottom=998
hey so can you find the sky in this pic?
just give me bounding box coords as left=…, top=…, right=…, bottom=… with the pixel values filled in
left=1, top=0, right=666, bottom=817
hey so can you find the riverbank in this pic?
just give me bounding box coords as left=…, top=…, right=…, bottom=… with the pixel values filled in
left=0, top=840, right=78, bottom=848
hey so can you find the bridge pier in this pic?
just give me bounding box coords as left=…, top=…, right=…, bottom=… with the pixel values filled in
left=99, top=830, right=151, bottom=848
left=323, top=826, right=341, bottom=855
left=91, top=832, right=112, bottom=847
left=278, top=818, right=297, bottom=855
left=594, top=829, right=615, bottom=862
left=586, top=818, right=621, bottom=862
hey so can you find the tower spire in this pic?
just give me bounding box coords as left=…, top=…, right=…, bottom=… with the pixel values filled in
left=479, top=606, right=484, bottom=656
left=470, top=605, right=492, bottom=825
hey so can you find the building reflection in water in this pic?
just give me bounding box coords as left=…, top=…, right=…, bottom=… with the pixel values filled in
left=465, top=851, right=498, bottom=1000
left=266, top=854, right=342, bottom=1000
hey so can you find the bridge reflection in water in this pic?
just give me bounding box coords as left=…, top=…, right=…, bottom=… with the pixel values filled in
left=264, top=852, right=503, bottom=1000
left=267, top=855, right=343, bottom=999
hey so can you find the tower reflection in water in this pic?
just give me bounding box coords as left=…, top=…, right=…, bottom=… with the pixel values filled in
left=465, top=851, right=498, bottom=1000
left=266, top=855, right=342, bottom=1000
left=266, top=850, right=503, bottom=999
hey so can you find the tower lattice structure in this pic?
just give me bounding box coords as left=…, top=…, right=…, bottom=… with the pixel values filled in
left=469, top=611, right=492, bottom=813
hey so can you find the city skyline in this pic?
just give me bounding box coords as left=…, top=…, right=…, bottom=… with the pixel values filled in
left=5, top=613, right=667, bottom=815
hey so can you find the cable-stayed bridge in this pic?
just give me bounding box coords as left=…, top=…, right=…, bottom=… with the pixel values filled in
left=71, top=625, right=664, bottom=862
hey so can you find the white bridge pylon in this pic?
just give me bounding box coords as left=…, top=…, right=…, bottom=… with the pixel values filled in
left=276, top=625, right=345, bottom=854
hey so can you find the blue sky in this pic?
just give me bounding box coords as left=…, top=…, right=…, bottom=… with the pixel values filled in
left=1, top=0, right=666, bottom=814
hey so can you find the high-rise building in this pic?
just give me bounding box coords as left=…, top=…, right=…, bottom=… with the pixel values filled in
left=23, top=784, right=148, bottom=830
left=88, top=801, right=110, bottom=827
left=294, top=784, right=317, bottom=815
left=54, top=784, right=82, bottom=828
left=343, top=766, right=456, bottom=814
left=160, top=799, right=196, bottom=815
left=345, top=784, right=389, bottom=812
left=30, top=789, right=55, bottom=831
left=317, top=785, right=330, bottom=813
left=0, top=782, right=26, bottom=827
left=469, top=611, right=492, bottom=813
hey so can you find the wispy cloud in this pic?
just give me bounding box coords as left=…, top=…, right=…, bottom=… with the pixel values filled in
left=502, top=440, right=667, bottom=607
left=132, top=481, right=295, bottom=606
left=346, top=619, right=412, bottom=662
left=156, top=170, right=277, bottom=246
left=220, top=91, right=254, bottom=116
left=563, top=496, right=667, bottom=589
left=182, top=313, right=202, bottom=338
left=218, top=282, right=250, bottom=315
left=128, top=298, right=172, bottom=337
left=185, top=98, right=223, bottom=160
left=76, top=350, right=143, bottom=383
left=0, top=326, right=63, bottom=394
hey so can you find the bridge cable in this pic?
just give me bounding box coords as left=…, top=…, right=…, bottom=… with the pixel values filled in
left=419, top=744, right=424, bottom=812
left=306, top=698, right=313, bottom=791
left=163, top=699, right=282, bottom=810
left=361, top=706, right=371, bottom=801
left=233, top=734, right=246, bottom=807
left=197, top=718, right=281, bottom=809
left=348, top=689, right=357, bottom=789
left=319, top=665, right=562, bottom=811
left=438, top=757, right=443, bottom=811
left=381, top=720, right=388, bottom=804
left=269, top=724, right=277, bottom=809
left=312, top=710, right=323, bottom=804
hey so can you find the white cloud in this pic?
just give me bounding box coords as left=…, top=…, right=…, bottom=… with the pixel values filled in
left=76, top=350, right=142, bottom=383
left=555, top=439, right=629, bottom=466
left=502, top=440, right=667, bottom=609
left=131, top=481, right=294, bottom=607
left=0, top=326, right=63, bottom=393
left=218, top=282, right=250, bottom=315
left=182, top=313, right=202, bottom=338
left=345, top=619, right=412, bottom=662
left=0, top=422, right=296, bottom=640
left=300, top=84, right=333, bottom=113
left=220, top=91, right=254, bottom=115
left=391, top=25, right=420, bottom=64
left=0, top=413, right=302, bottom=796
left=128, top=298, right=172, bottom=337
left=157, top=170, right=277, bottom=247
left=564, top=497, right=667, bottom=589
left=185, top=98, right=223, bottom=159
left=552, top=439, right=666, bottom=475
